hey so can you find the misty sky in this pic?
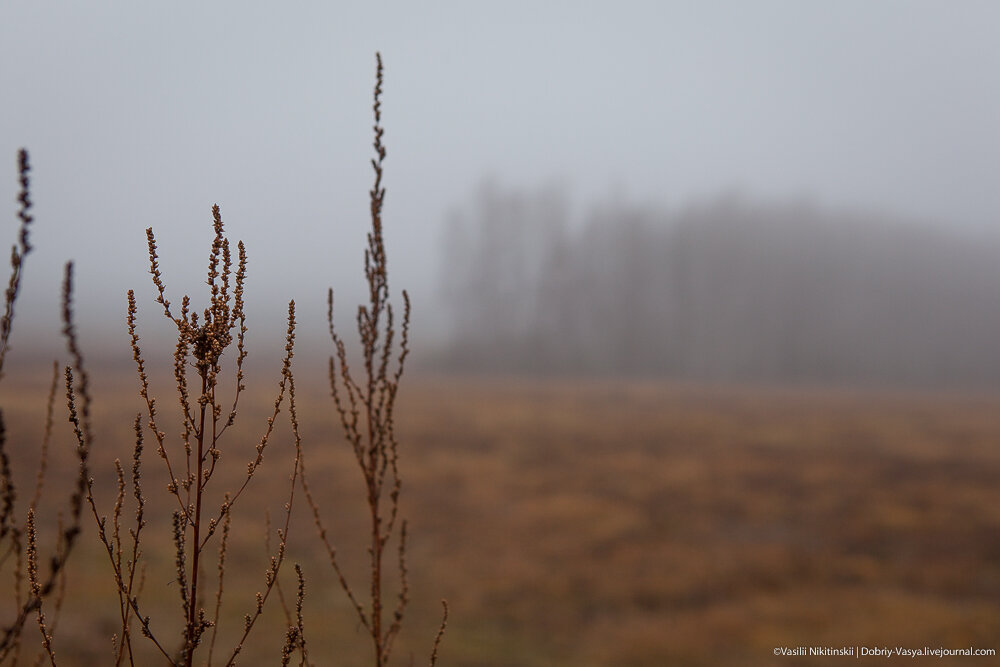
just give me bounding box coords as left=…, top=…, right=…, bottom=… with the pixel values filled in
left=2, top=1, right=999, bottom=358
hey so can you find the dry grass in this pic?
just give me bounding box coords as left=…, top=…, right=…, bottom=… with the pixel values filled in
left=398, top=378, right=1000, bottom=666
left=5, top=374, right=1000, bottom=665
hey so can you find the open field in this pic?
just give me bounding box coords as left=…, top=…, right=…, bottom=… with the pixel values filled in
left=4, top=370, right=1000, bottom=665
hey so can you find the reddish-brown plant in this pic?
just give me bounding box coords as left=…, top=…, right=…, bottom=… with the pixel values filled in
left=301, top=52, right=446, bottom=667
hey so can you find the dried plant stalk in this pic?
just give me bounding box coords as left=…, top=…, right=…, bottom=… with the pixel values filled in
left=1, top=152, right=90, bottom=665
left=301, top=52, right=446, bottom=667
left=6, top=53, right=445, bottom=666
left=85, top=208, right=302, bottom=667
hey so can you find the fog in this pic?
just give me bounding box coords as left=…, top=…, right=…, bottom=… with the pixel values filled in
left=435, top=186, right=1000, bottom=386
left=2, top=1, right=999, bottom=385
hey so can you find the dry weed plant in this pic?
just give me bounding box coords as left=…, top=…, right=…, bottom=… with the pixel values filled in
left=84, top=207, right=305, bottom=666
left=0, top=149, right=91, bottom=665
left=300, top=53, right=446, bottom=667
left=0, top=150, right=91, bottom=665
left=2, top=52, right=443, bottom=667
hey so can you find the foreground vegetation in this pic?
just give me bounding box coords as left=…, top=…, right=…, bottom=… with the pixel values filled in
left=2, top=54, right=445, bottom=666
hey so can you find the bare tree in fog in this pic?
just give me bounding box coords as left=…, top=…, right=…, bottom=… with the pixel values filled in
left=437, top=186, right=1000, bottom=387
left=439, top=182, right=569, bottom=369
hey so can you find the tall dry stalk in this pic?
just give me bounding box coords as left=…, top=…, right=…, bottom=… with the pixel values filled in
left=84, top=207, right=305, bottom=666
left=301, top=52, right=446, bottom=667
left=5, top=53, right=443, bottom=666
left=0, top=150, right=90, bottom=665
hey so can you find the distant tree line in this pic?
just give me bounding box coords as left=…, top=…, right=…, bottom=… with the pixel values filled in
left=435, top=184, right=1000, bottom=387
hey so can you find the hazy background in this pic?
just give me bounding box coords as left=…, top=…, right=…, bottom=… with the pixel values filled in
left=2, top=0, right=1000, bottom=386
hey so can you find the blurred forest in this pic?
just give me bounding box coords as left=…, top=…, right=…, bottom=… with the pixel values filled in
left=435, top=185, right=1000, bottom=388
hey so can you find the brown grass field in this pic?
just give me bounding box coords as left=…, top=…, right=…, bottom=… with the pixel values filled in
left=4, top=369, right=1000, bottom=665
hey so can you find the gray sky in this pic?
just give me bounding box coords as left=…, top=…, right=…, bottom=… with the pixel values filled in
left=2, top=0, right=999, bottom=358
